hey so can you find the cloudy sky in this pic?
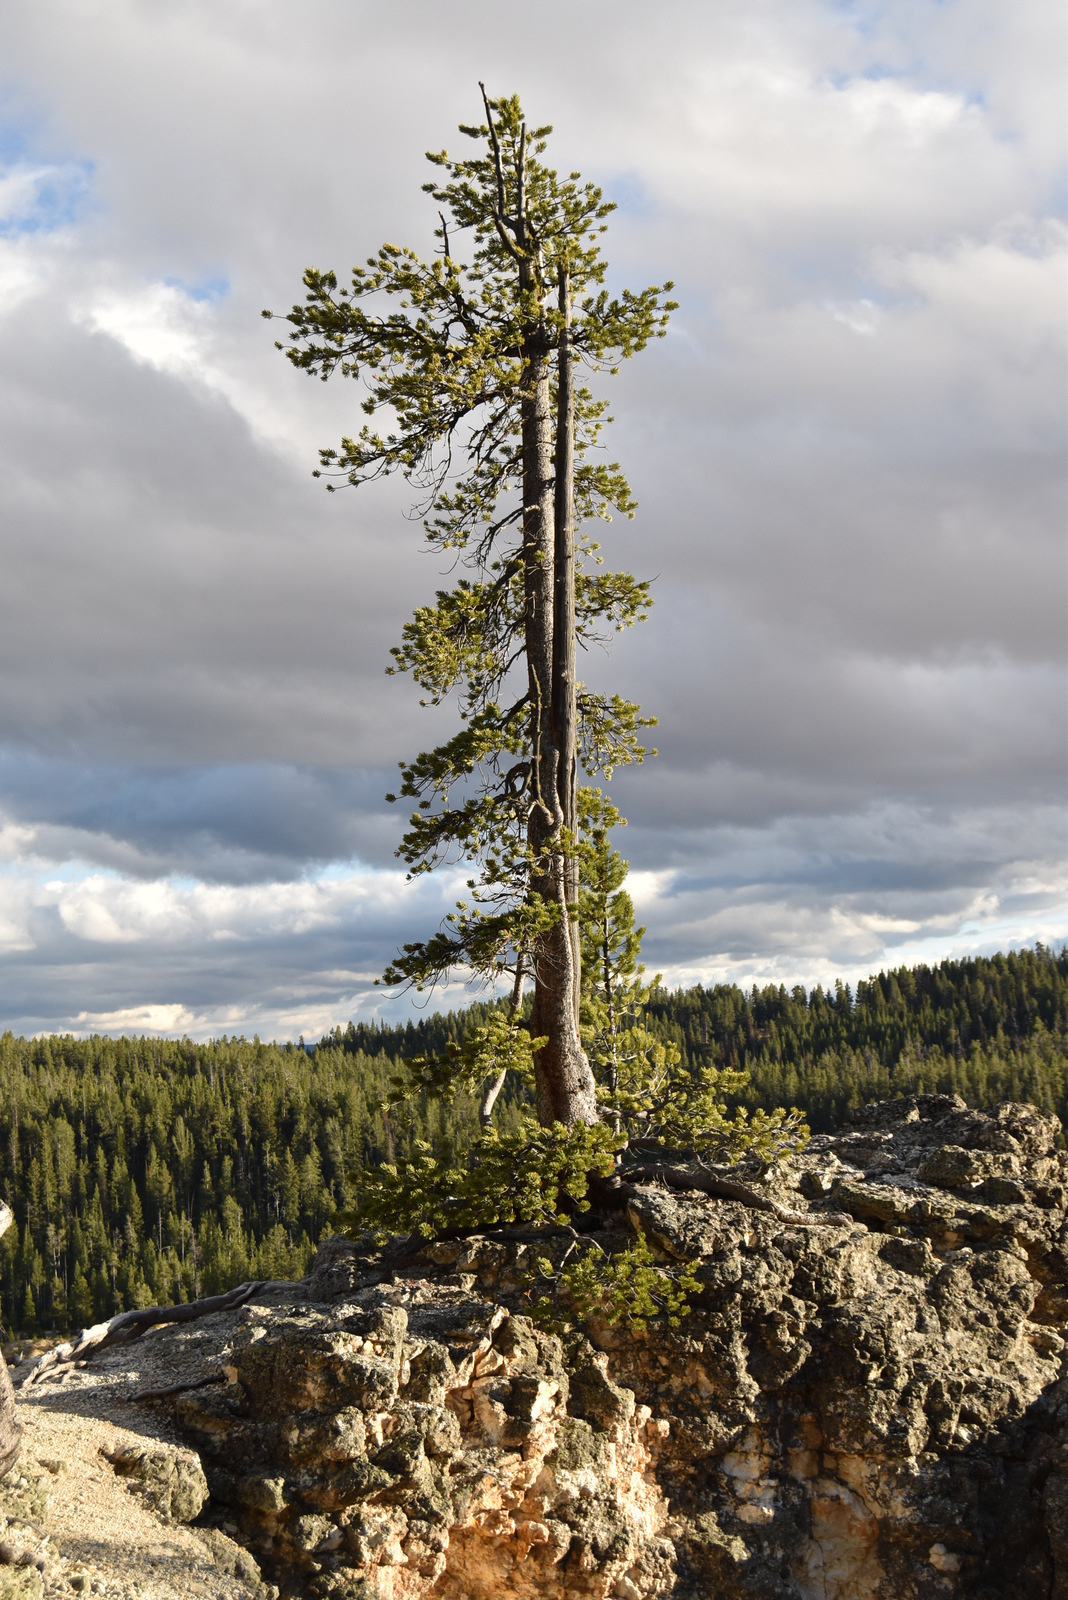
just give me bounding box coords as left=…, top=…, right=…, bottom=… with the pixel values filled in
left=0, top=0, right=1064, bottom=1040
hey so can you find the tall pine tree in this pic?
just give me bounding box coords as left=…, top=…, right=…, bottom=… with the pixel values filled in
left=269, top=88, right=673, bottom=1127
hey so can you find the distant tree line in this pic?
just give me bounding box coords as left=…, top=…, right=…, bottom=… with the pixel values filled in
left=646, top=943, right=1068, bottom=1132
left=0, top=944, right=1063, bottom=1335
left=328, top=944, right=1068, bottom=1133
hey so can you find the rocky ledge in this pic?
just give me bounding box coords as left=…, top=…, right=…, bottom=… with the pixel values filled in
left=19, top=1095, right=1068, bottom=1599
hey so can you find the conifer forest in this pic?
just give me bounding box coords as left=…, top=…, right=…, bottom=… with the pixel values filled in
left=0, top=943, right=1063, bottom=1337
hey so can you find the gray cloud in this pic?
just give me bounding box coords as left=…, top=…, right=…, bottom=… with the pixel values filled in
left=0, top=0, right=1062, bottom=1034
left=0, top=872, right=459, bottom=1039
left=0, top=756, right=400, bottom=880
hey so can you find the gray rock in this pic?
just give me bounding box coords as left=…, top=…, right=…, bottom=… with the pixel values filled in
left=154, top=1097, right=1068, bottom=1599
left=197, top=1527, right=277, bottom=1598
left=0, top=1567, right=42, bottom=1600
left=104, top=1440, right=208, bottom=1523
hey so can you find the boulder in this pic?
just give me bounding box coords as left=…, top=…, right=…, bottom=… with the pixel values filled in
left=103, top=1440, right=209, bottom=1524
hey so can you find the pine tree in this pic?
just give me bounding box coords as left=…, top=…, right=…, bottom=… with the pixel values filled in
left=68, top=1260, right=92, bottom=1324
left=268, top=87, right=673, bottom=1127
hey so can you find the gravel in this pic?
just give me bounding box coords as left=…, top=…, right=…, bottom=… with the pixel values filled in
left=7, top=1314, right=278, bottom=1600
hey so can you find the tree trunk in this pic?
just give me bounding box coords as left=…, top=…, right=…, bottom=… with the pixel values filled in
left=0, top=1203, right=22, bottom=1478
left=522, top=280, right=598, bottom=1128
left=553, top=270, right=581, bottom=1029
left=481, top=100, right=598, bottom=1130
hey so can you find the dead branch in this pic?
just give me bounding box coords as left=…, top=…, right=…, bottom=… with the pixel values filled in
left=478, top=1068, right=508, bottom=1129
left=479, top=953, right=529, bottom=1128
left=17, top=1280, right=270, bottom=1388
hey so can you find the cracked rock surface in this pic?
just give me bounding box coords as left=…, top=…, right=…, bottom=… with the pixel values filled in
left=17, top=1095, right=1068, bottom=1598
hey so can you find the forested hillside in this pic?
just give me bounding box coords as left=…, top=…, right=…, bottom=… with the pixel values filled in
left=1, top=944, right=1064, bottom=1336
left=648, top=942, right=1068, bottom=1132
left=326, top=944, right=1068, bottom=1133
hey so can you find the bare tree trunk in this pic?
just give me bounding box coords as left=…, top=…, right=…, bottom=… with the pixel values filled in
left=553, top=270, right=581, bottom=1029
left=522, top=291, right=598, bottom=1128
left=0, top=1204, right=22, bottom=1477
left=480, top=91, right=598, bottom=1129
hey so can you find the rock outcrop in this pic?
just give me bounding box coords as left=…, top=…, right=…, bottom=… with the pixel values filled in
left=23, top=1094, right=1068, bottom=1598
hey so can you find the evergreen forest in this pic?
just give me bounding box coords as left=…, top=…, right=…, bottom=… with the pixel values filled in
left=1, top=943, right=1064, bottom=1337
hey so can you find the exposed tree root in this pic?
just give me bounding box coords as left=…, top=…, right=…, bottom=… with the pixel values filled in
left=128, top=1372, right=228, bottom=1403
left=0, top=1541, right=46, bottom=1575
left=389, top=1167, right=853, bottom=1256
left=613, top=1164, right=852, bottom=1227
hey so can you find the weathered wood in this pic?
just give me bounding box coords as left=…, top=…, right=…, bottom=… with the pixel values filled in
left=128, top=1372, right=227, bottom=1403
left=616, top=1164, right=851, bottom=1227
left=17, top=1280, right=267, bottom=1389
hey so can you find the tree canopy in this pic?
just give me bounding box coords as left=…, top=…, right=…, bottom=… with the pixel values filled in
left=268, top=87, right=674, bottom=1130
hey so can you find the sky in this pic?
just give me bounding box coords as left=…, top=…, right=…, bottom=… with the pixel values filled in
left=0, top=0, right=1064, bottom=1041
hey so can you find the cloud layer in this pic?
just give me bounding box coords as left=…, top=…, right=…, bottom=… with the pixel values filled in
left=0, top=0, right=1063, bottom=1037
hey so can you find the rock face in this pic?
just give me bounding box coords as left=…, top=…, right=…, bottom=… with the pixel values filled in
left=0, top=1466, right=52, bottom=1600
left=160, top=1096, right=1068, bottom=1599
left=173, top=1296, right=672, bottom=1599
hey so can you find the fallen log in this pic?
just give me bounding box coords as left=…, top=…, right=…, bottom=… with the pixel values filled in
left=17, top=1280, right=269, bottom=1389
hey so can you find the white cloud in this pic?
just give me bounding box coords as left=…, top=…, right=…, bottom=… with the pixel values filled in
left=75, top=279, right=319, bottom=460
left=0, top=0, right=1060, bottom=1035
left=39, top=865, right=461, bottom=949
left=81, top=282, right=211, bottom=376
left=826, top=297, right=884, bottom=335
left=72, top=1001, right=203, bottom=1034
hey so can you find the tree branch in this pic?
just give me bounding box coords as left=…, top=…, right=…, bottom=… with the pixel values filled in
left=479, top=82, right=507, bottom=219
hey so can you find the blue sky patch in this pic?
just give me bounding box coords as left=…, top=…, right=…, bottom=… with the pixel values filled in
left=164, top=273, right=230, bottom=303
left=605, top=171, right=655, bottom=219
left=38, top=862, right=121, bottom=886
left=0, top=155, right=93, bottom=236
